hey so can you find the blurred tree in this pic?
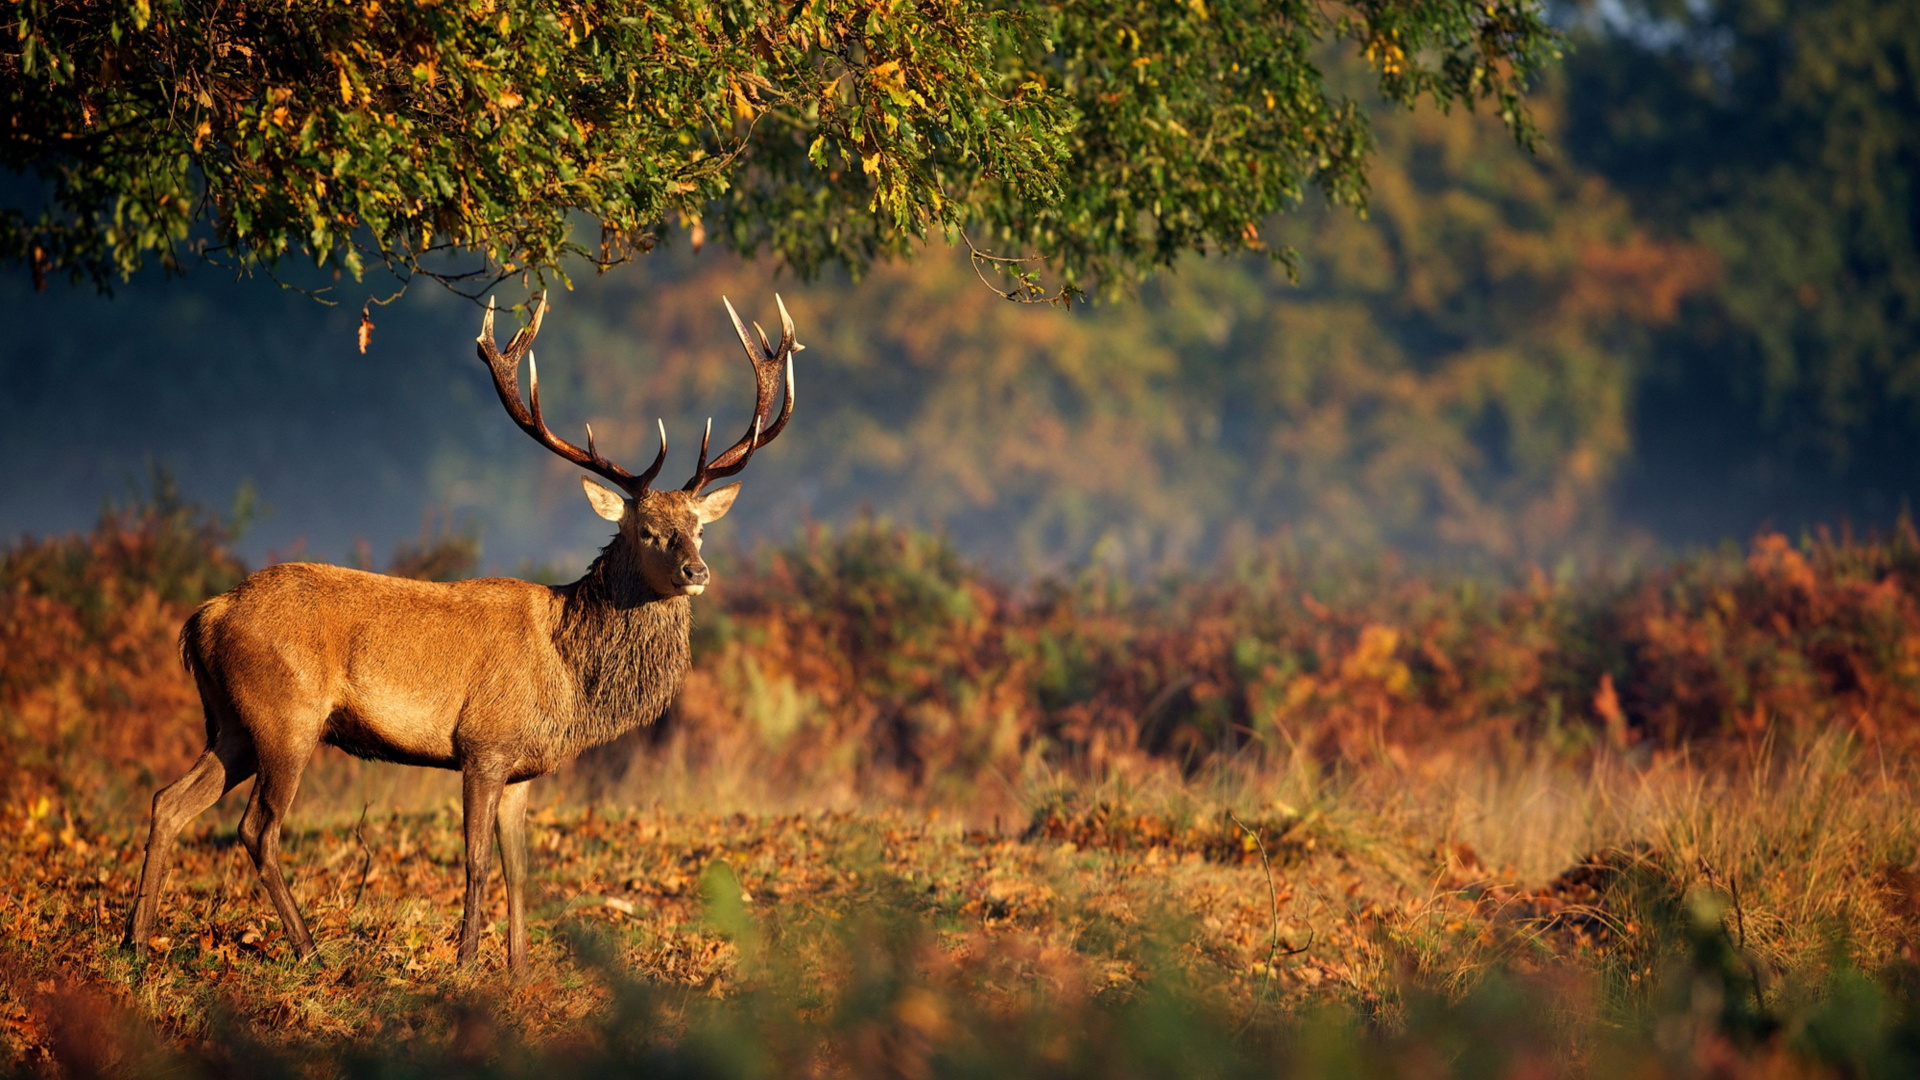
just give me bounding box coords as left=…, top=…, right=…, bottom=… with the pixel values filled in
left=1561, top=0, right=1920, bottom=537
left=530, top=87, right=1712, bottom=568
left=1161, top=94, right=1716, bottom=560
left=2, top=0, right=1558, bottom=296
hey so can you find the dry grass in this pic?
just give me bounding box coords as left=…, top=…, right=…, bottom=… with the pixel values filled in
left=5, top=731, right=1917, bottom=1070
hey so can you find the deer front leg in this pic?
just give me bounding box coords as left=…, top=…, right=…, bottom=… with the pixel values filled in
left=458, top=767, right=506, bottom=967
left=496, top=779, right=532, bottom=971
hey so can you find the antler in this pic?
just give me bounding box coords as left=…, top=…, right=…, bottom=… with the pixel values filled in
left=681, top=295, right=801, bottom=493
left=476, top=293, right=668, bottom=497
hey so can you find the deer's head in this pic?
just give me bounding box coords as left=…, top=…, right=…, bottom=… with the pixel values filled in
left=477, top=292, right=800, bottom=599
left=579, top=483, right=737, bottom=596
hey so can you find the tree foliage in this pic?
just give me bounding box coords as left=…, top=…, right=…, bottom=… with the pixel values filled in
left=2, top=0, right=1558, bottom=293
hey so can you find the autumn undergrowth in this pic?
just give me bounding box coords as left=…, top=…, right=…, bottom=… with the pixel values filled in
left=9, top=488, right=1920, bottom=1075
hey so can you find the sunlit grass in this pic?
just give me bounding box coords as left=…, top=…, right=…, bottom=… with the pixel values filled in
left=6, top=733, right=1920, bottom=1076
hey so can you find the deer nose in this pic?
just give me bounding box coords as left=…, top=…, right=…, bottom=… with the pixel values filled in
left=680, top=562, right=710, bottom=586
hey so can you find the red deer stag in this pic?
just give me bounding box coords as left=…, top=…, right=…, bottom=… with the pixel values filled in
left=123, top=293, right=799, bottom=969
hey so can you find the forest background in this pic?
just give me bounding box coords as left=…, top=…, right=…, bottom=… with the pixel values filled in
left=5, top=0, right=1916, bottom=578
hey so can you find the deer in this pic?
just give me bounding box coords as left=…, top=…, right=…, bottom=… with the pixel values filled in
left=122, top=291, right=799, bottom=970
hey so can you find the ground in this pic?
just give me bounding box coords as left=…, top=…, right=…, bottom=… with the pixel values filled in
left=5, top=740, right=1909, bottom=1076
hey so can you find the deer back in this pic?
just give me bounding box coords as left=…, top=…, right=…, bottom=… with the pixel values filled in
left=181, top=561, right=689, bottom=775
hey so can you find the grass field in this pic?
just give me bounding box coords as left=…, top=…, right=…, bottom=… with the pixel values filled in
left=7, top=738, right=1920, bottom=1077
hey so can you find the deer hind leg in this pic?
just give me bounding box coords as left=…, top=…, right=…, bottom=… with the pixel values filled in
left=237, top=734, right=319, bottom=960
left=124, top=728, right=257, bottom=956
left=495, top=779, right=532, bottom=971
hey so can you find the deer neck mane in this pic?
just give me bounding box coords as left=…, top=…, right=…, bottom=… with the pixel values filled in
left=550, top=535, right=692, bottom=754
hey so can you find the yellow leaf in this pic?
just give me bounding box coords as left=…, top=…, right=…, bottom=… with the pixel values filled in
left=861, top=152, right=882, bottom=176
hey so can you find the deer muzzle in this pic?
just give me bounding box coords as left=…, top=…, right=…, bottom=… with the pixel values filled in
left=675, top=560, right=711, bottom=595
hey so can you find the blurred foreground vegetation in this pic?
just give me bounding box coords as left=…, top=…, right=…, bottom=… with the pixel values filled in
left=11, top=793, right=1920, bottom=1080
left=9, top=488, right=1920, bottom=1076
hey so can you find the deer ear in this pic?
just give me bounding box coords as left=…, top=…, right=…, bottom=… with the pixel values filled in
left=581, top=477, right=627, bottom=522
left=694, top=482, right=741, bottom=523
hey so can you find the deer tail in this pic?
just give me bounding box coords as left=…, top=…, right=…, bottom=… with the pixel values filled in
left=178, top=602, right=220, bottom=747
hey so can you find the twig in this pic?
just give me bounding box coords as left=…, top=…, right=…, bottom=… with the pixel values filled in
left=1698, top=856, right=1766, bottom=1011
left=258, top=262, right=339, bottom=305
left=349, top=801, right=375, bottom=915
left=958, top=230, right=1080, bottom=307
left=363, top=280, right=410, bottom=309
left=204, top=882, right=228, bottom=930
left=1228, top=810, right=1309, bottom=1002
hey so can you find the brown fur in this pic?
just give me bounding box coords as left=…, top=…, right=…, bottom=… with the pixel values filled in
left=124, top=486, right=736, bottom=969
left=549, top=538, right=693, bottom=760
